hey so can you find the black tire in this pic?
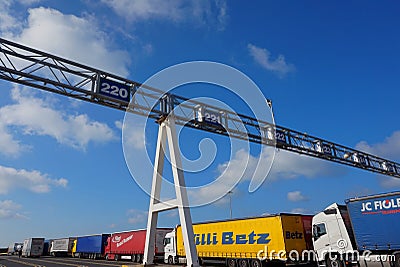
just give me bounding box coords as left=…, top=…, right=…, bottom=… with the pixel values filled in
left=251, top=259, right=262, bottom=267
left=394, top=253, right=400, bottom=267
left=238, top=259, right=249, bottom=267
left=131, top=254, right=136, bottom=262
left=138, top=254, right=143, bottom=263
left=326, top=254, right=343, bottom=267
left=168, top=256, right=174, bottom=265
left=105, top=254, right=109, bottom=260
left=227, top=258, right=236, bottom=267
left=115, top=254, right=119, bottom=261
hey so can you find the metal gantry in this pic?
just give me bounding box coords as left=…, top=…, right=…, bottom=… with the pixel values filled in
left=1, top=37, right=399, bottom=178
left=1, top=38, right=400, bottom=266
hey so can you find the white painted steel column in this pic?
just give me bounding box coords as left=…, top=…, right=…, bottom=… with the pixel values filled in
left=143, top=121, right=166, bottom=265
left=143, top=116, right=199, bottom=267
left=165, top=117, right=199, bottom=267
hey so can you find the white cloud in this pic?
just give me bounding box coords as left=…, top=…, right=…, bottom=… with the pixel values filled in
left=17, top=0, right=42, bottom=5
left=215, top=0, right=228, bottom=31
left=355, top=131, right=400, bottom=188
left=290, top=208, right=308, bottom=214
left=5, top=7, right=130, bottom=77
left=191, top=147, right=343, bottom=206
left=356, top=131, right=400, bottom=160
left=126, top=209, right=147, bottom=225
left=270, top=150, right=345, bottom=179
left=0, top=123, right=27, bottom=157
left=217, top=147, right=344, bottom=184
left=287, top=191, right=309, bottom=202
left=378, top=176, right=400, bottom=188
left=217, top=149, right=260, bottom=183
left=0, top=0, right=21, bottom=34
left=142, top=43, right=153, bottom=55
left=0, top=200, right=27, bottom=219
left=0, top=165, right=67, bottom=194
left=164, top=209, right=178, bottom=218
left=0, top=87, right=116, bottom=154
left=103, top=0, right=184, bottom=22
left=121, top=122, right=146, bottom=150
left=248, top=44, right=295, bottom=77
left=101, top=0, right=227, bottom=29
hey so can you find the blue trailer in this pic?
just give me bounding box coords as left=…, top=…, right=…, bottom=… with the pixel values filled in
left=75, top=234, right=110, bottom=259
left=346, top=191, right=400, bottom=251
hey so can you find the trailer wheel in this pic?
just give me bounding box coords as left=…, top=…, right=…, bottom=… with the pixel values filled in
left=250, top=259, right=261, bottom=267
left=115, top=254, right=119, bottom=261
left=227, top=258, right=236, bottom=267
left=131, top=254, right=136, bottom=262
left=238, top=259, right=249, bottom=267
left=168, top=256, right=174, bottom=265
left=394, top=253, right=400, bottom=267
left=326, top=254, right=343, bottom=267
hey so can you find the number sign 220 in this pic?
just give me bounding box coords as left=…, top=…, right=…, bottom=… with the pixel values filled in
left=98, top=77, right=130, bottom=103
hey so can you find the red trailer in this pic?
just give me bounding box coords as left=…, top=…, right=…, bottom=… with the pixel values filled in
left=105, top=228, right=171, bottom=262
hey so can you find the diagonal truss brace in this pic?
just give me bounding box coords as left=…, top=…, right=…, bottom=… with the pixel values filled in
left=143, top=115, right=199, bottom=267
left=1, top=37, right=400, bottom=178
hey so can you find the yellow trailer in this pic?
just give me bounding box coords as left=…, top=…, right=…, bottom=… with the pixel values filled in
left=71, top=239, right=76, bottom=257
left=163, top=214, right=313, bottom=267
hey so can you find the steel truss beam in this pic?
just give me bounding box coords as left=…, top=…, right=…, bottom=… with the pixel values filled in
left=1, top=38, right=398, bottom=178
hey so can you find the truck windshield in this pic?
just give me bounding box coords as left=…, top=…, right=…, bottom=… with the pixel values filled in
left=163, top=238, right=170, bottom=246
left=313, top=223, right=327, bottom=240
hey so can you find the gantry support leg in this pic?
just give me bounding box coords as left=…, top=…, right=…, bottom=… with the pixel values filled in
left=143, top=116, right=199, bottom=267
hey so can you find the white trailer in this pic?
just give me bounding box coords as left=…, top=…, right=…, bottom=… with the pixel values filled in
left=22, top=238, right=44, bottom=257
left=7, top=242, right=23, bottom=255
left=50, top=237, right=76, bottom=257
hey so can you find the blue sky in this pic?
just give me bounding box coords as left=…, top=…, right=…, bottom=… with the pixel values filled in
left=0, top=0, right=400, bottom=247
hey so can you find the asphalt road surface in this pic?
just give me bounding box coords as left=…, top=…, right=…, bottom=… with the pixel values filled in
left=0, top=256, right=231, bottom=267
left=0, top=256, right=150, bottom=267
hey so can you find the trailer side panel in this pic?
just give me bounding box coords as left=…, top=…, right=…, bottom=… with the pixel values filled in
left=346, top=192, right=400, bottom=251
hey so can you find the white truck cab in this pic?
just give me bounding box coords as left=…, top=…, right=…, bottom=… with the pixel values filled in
left=312, top=203, right=355, bottom=267
left=163, top=230, right=177, bottom=265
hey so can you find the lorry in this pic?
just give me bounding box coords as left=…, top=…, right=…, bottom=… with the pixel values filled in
left=104, top=228, right=171, bottom=262
left=42, top=240, right=51, bottom=256
left=21, top=238, right=45, bottom=257
left=74, top=234, right=110, bottom=259
left=0, top=247, right=8, bottom=255
left=164, top=214, right=313, bottom=267
left=7, top=242, right=23, bottom=255
left=50, top=237, right=76, bottom=257
left=312, top=191, right=400, bottom=267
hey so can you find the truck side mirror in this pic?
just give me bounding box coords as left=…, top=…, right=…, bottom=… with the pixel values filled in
left=312, top=225, right=320, bottom=240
